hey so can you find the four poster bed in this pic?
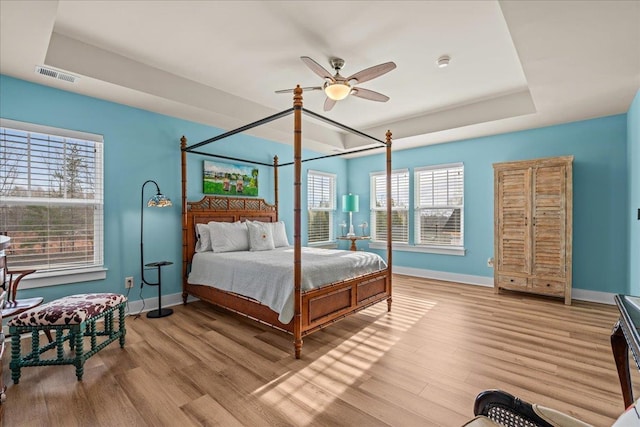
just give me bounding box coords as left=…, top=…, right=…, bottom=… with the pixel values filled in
left=180, top=86, right=394, bottom=358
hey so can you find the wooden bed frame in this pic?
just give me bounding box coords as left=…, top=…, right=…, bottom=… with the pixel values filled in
left=180, top=86, right=393, bottom=358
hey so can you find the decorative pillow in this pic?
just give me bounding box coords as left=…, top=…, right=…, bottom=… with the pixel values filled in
left=195, top=223, right=212, bottom=252
left=209, top=221, right=249, bottom=253
left=247, top=220, right=276, bottom=251
left=271, top=221, right=290, bottom=248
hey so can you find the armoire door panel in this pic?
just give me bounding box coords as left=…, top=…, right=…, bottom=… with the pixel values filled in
left=532, top=165, right=566, bottom=277
left=497, top=169, right=530, bottom=274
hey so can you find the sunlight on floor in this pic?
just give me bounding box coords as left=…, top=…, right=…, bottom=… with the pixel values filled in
left=252, top=295, right=438, bottom=424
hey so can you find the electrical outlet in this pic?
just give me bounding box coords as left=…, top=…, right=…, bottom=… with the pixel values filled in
left=487, top=257, right=494, bottom=268
left=125, top=276, right=134, bottom=289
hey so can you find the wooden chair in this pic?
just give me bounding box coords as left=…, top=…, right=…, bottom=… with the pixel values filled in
left=0, top=238, right=49, bottom=341
left=1, top=266, right=41, bottom=319
left=0, top=231, right=41, bottom=318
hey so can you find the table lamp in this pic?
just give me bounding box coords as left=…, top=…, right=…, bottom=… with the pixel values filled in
left=342, top=193, right=359, bottom=237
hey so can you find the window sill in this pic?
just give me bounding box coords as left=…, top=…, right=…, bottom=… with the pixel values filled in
left=19, top=267, right=108, bottom=289
left=369, top=242, right=465, bottom=256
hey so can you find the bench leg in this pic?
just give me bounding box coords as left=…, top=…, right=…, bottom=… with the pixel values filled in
left=118, top=303, right=126, bottom=348
left=74, top=327, right=85, bottom=381
left=56, top=329, right=64, bottom=359
left=10, top=333, right=21, bottom=384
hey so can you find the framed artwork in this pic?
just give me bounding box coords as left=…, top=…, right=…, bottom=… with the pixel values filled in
left=203, top=160, right=259, bottom=196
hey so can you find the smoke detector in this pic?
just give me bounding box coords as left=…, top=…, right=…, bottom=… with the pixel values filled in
left=35, top=66, right=79, bottom=83
left=437, top=55, right=451, bottom=68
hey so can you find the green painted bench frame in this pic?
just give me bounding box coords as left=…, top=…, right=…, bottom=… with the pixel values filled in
left=9, top=301, right=126, bottom=383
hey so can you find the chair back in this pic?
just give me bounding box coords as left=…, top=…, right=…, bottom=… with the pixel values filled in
left=0, top=233, right=36, bottom=303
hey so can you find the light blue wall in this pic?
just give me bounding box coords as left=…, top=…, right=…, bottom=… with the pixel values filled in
left=348, top=115, right=629, bottom=294
left=0, top=75, right=347, bottom=303
left=629, top=90, right=640, bottom=295
left=1, top=74, right=633, bottom=299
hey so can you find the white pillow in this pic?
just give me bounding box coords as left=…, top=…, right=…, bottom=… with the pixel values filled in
left=209, top=221, right=249, bottom=253
left=195, top=223, right=212, bottom=252
left=247, top=220, right=275, bottom=251
left=271, top=221, right=289, bottom=247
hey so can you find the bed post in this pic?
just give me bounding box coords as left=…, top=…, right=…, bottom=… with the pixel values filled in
left=293, top=86, right=303, bottom=359
left=181, top=136, right=189, bottom=305
left=273, top=155, right=279, bottom=221
left=385, top=130, right=393, bottom=312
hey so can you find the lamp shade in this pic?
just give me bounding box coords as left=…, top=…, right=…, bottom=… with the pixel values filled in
left=324, top=82, right=351, bottom=101
left=147, top=193, right=172, bottom=207
left=342, top=193, right=359, bottom=213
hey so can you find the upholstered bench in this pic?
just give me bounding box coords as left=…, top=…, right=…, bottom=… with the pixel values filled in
left=8, top=293, right=127, bottom=383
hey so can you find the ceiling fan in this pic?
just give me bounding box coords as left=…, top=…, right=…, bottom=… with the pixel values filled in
left=276, top=56, right=396, bottom=111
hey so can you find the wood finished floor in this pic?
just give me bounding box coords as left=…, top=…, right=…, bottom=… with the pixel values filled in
left=3, top=275, right=636, bottom=426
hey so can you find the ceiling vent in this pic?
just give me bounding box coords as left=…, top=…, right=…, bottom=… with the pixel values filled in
left=35, top=66, right=79, bottom=83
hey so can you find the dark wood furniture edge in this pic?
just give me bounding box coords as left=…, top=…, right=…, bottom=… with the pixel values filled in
left=612, top=294, right=636, bottom=408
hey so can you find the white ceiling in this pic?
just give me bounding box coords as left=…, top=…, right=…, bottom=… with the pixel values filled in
left=1, top=1, right=638, bottom=155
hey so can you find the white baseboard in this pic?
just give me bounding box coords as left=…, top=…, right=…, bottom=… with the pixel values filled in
left=571, top=288, right=616, bottom=305
left=392, top=266, right=615, bottom=305
left=393, top=266, right=494, bottom=287
left=125, top=292, right=199, bottom=316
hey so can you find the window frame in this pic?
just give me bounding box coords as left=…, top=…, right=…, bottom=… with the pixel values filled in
left=414, top=162, right=465, bottom=252
left=369, top=168, right=409, bottom=244
left=0, top=118, right=106, bottom=288
left=306, top=169, right=336, bottom=245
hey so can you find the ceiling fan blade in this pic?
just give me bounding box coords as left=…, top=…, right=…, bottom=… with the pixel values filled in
left=301, top=56, right=336, bottom=82
left=275, top=86, right=322, bottom=94
left=324, top=97, right=337, bottom=111
left=351, top=87, right=390, bottom=102
left=346, top=61, right=396, bottom=84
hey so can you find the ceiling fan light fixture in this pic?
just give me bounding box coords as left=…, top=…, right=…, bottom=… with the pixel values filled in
left=324, top=82, right=351, bottom=100
left=437, top=55, right=451, bottom=68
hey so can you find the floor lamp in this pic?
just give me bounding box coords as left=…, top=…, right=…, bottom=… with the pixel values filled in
left=342, top=193, right=359, bottom=237
left=140, top=179, right=173, bottom=318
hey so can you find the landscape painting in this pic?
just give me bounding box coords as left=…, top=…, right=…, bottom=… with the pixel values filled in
left=203, top=160, right=259, bottom=196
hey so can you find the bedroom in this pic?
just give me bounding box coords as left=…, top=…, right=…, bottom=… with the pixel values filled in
left=1, top=0, right=639, bottom=425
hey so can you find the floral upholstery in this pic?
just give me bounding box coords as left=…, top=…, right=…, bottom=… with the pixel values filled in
left=8, top=293, right=127, bottom=327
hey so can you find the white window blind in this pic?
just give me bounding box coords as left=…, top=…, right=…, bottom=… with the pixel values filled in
left=0, top=119, right=104, bottom=273
left=370, top=169, right=409, bottom=243
left=307, top=170, right=335, bottom=244
left=415, top=163, right=464, bottom=247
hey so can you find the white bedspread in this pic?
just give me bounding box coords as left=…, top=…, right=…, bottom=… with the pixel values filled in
left=187, top=247, right=387, bottom=324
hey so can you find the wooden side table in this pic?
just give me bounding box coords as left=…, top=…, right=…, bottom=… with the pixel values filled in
left=338, top=236, right=370, bottom=251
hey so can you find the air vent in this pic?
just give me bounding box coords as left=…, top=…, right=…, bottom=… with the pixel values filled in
left=35, top=66, right=79, bottom=83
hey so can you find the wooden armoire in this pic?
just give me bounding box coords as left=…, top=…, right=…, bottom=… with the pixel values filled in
left=493, top=156, right=573, bottom=305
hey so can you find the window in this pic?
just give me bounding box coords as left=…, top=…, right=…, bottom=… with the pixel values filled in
left=370, top=169, right=409, bottom=243
left=307, top=170, right=335, bottom=244
left=0, top=119, right=104, bottom=280
left=415, top=163, right=464, bottom=247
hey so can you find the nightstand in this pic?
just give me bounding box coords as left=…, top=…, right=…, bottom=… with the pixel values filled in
left=338, top=236, right=370, bottom=251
